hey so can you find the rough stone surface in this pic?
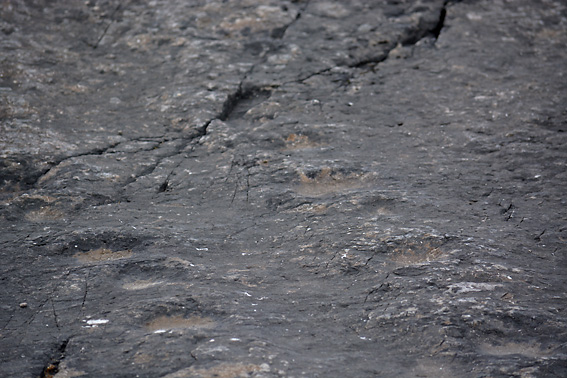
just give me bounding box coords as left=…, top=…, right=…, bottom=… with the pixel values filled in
left=1, top=0, right=566, bottom=377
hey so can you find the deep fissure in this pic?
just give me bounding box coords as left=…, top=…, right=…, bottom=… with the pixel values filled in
left=431, top=6, right=447, bottom=40
left=39, top=338, right=69, bottom=378
left=219, top=86, right=272, bottom=122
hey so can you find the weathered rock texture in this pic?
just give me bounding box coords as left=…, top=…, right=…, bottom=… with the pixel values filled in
left=1, top=0, right=566, bottom=377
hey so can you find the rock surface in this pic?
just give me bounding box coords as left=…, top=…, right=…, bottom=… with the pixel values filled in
left=1, top=0, right=566, bottom=377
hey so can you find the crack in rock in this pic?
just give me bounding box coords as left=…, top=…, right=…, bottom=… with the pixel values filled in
left=270, top=0, right=310, bottom=39
left=40, top=338, right=69, bottom=378
left=401, top=2, right=449, bottom=45
left=32, top=140, right=128, bottom=187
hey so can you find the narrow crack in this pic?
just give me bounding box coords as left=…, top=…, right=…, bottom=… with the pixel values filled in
left=325, top=250, right=339, bottom=270
left=278, top=2, right=450, bottom=80
left=32, top=133, right=169, bottom=189
left=534, top=229, right=546, bottom=241
left=364, top=273, right=389, bottom=303
left=401, top=2, right=449, bottom=45
left=81, top=269, right=89, bottom=311
left=85, top=3, right=123, bottom=49
left=1, top=314, right=14, bottom=332
left=50, top=296, right=60, bottom=331
left=33, top=140, right=125, bottom=187
left=230, top=177, right=239, bottom=205
left=271, top=0, right=311, bottom=39
left=364, top=252, right=377, bottom=267
left=431, top=5, right=447, bottom=40
left=192, top=63, right=259, bottom=142
left=245, top=167, right=250, bottom=203
left=157, top=179, right=169, bottom=193
left=291, top=67, right=334, bottom=84
left=353, top=2, right=449, bottom=69
left=155, top=150, right=191, bottom=194
left=219, top=85, right=246, bottom=122
left=121, top=112, right=227, bottom=192
left=25, top=298, right=49, bottom=327
left=117, top=129, right=206, bottom=192
left=218, top=65, right=265, bottom=123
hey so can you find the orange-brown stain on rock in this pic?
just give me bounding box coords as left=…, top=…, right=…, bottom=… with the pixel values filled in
left=74, top=248, right=132, bottom=263
left=297, top=167, right=366, bottom=196
left=163, top=362, right=268, bottom=378
left=25, top=206, right=63, bottom=222
left=284, top=133, right=321, bottom=150
left=146, top=316, right=214, bottom=332
left=385, top=237, right=447, bottom=265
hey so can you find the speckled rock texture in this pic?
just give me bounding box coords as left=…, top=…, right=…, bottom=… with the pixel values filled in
left=1, top=1, right=566, bottom=377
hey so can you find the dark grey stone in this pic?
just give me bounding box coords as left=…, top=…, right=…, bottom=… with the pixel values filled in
left=1, top=0, right=566, bottom=377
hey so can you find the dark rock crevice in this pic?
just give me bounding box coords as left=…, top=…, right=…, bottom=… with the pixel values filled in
left=431, top=5, right=447, bottom=40
left=148, top=73, right=273, bottom=193
left=219, top=86, right=272, bottom=122
left=270, top=0, right=310, bottom=39
left=401, top=2, right=448, bottom=46
left=352, top=2, right=449, bottom=69
left=84, top=2, right=124, bottom=49
left=39, top=338, right=69, bottom=378
left=23, top=141, right=125, bottom=189
left=292, top=67, right=334, bottom=84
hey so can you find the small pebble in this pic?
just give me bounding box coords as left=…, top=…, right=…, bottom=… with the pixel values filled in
left=19, top=303, right=27, bottom=308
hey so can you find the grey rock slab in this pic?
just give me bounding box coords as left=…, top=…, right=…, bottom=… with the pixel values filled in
left=1, top=0, right=567, bottom=377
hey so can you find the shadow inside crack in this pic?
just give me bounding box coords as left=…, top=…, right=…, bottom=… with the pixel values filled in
left=39, top=338, right=69, bottom=378
left=220, top=87, right=272, bottom=122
